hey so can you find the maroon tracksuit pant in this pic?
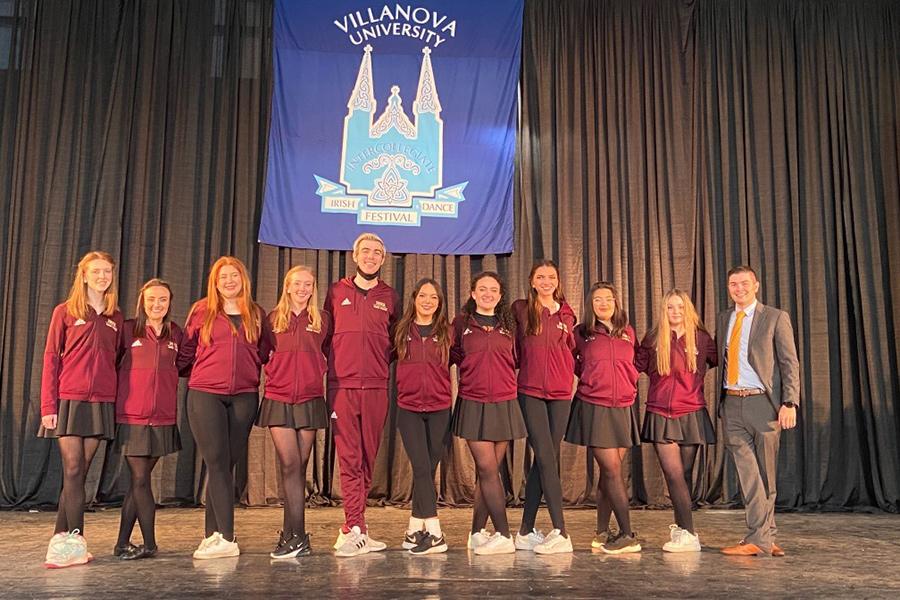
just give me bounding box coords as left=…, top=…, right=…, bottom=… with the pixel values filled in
left=329, top=388, right=389, bottom=531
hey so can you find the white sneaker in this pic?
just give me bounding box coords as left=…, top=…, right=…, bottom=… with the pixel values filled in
left=44, top=530, right=91, bottom=569
left=474, top=533, right=516, bottom=555
left=365, top=532, right=387, bottom=552
left=515, top=528, right=545, bottom=551
left=193, top=532, right=240, bottom=559
left=467, top=528, right=491, bottom=550
left=662, top=524, right=701, bottom=553
left=335, top=525, right=376, bottom=558
left=533, top=529, right=573, bottom=555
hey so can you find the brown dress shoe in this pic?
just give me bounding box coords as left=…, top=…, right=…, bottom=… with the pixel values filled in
left=771, top=543, right=785, bottom=557
left=721, top=542, right=762, bottom=556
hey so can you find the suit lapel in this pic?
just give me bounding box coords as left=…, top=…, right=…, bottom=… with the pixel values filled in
left=747, top=302, right=766, bottom=351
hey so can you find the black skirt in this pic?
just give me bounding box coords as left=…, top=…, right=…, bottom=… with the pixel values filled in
left=256, top=397, right=327, bottom=430
left=115, top=424, right=182, bottom=457
left=641, top=409, right=716, bottom=445
left=451, top=397, right=527, bottom=441
left=564, top=397, right=640, bottom=448
left=37, top=400, right=115, bottom=440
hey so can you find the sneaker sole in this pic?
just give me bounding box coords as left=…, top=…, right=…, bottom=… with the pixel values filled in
left=193, top=549, right=240, bottom=560
left=410, top=543, right=448, bottom=555
left=270, top=547, right=309, bottom=559
left=662, top=544, right=701, bottom=553
left=44, top=554, right=92, bottom=569
left=335, top=546, right=371, bottom=558
left=367, top=542, right=387, bottom=552
left=600, top=543, right=642, bottom=555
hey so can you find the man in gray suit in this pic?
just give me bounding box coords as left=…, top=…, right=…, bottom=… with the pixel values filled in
left=717, top=266, right=800, bottom=556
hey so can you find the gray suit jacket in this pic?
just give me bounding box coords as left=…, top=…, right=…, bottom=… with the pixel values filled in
left=716, top=302, right=801, bottom=413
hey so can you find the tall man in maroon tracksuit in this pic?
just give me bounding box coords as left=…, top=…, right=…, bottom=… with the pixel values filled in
left=325, top=233, right=400, bottom=557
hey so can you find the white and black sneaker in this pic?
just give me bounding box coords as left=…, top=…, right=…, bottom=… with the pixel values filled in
left=270, top=532, right=311, bottom=559
left=409, top=533, right=448, bottom=555
left=402, top=530, right=427, bottom=550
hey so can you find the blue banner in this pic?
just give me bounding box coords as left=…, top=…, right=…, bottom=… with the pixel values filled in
left=259, top=0, right=523, bottom=254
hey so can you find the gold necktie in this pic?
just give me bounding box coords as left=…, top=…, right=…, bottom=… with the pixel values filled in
left=727, top=311, right=746, bottom=386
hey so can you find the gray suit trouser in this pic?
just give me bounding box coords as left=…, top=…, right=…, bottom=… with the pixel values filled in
left=722, top=394, right=781, bottom=550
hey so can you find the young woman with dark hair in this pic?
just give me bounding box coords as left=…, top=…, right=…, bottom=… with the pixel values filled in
left=114, top=279, right=183, bottom=560
left=564, top=282, right=642, bottom=554
left=636, top=289, right=717, bottom=552
left=450, top=271, right=525, bottom=556
left=39, top=251, right=122, bottom=568
left=394, top=278, right=453, bottom=555
left=177, top=256, right=274, bottom=560
left=258, top=266, right=331, bottom=559
left=511, top=260, right=575, bottom=554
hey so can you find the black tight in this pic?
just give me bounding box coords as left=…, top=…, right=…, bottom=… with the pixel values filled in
left=654, top=443, right=699, bottom=532
left=116, top=456, right=160, bottom=548
left=54, top=436, right=101, bottom=534
left=187, top=391, right=258, bottom=540
left=592, top=447, right=631, bottom=535
left=518, top=395, right=568, bottom=535
left=468, top=440, right=510, bottom=537
left=270, top=427, right=316, bottom=537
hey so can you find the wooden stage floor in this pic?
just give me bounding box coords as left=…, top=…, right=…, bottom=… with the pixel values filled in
left=1, top=506, right=898, bottom=598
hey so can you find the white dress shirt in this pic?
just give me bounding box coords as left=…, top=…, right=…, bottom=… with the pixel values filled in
left=724, top=300, right=766, bottom=390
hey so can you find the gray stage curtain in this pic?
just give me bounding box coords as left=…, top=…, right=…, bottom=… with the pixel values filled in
left=1, top=0, right=898, bottom=513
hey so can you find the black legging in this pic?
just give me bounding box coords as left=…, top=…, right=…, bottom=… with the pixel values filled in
left=468, top=440, right=510, bottom=536
left=55, top=436, right=102, bottom=534
left=187, top=390, right=258, bottom=540
left=654, top=442, right=700, bottom=533
left=270, top=426, right=316, bottom=538
left=518, top=395, right=569, bottom=535
left=116, top=456, right=160, bottom=548
left=397, top=408, right=450, bottom=519
left=593, top=447, right=632, bottom=536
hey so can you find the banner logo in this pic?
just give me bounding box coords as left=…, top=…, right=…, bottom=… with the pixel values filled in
left=315, top=45, right=466, bottom=227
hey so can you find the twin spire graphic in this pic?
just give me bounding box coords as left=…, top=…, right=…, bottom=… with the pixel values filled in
left=347, top=44, right=443, bottom=138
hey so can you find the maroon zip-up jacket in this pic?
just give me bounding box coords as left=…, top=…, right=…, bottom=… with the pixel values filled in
left=512, top=299, right=576, bottom=400
left=395, top=324, right=453, bottom=412
left=41, top=303, right=124, bottom=417
left=177, top=303, right=275, bottom=395
left=116, top=321, right=184, bottom=426
left=264, top=309, right=331, bottom=404
left=574, top=323, right=639, bottom=407
left=635, top=329, right=718, bottom=418
left=451, top=313, right=517, bottom=403
left=323, top=278, right=400, bottom=390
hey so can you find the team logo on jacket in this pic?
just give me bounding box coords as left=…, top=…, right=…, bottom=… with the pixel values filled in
left=106, top=319, right=118, bottom=331
left=315, top=46, right=466, bottom=227
left=373, top=300, right=388, bottom=312
left=463, top=327, right=473, bottom=336
left=557, top=322, right=568, bottom=332
left=330, top=411, right=338, bottom=420
left=131, top=340, right=142, bottom=347
left=167, top=341, right=178, bottom=352
left=341, top=298, right=352, bottom=306
left=73, top=318, right=86, bottom=326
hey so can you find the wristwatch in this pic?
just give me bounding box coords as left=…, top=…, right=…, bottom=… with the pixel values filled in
left=782, top=402, right=797, bottom=409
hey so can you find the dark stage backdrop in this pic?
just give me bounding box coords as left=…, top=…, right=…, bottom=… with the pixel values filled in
left=1, top=0, right=898, bottom=513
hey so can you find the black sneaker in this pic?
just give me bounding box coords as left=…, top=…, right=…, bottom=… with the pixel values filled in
left=120, top=544, right=158, bottom=560
left=601, top=531, right=642, bottom=555
left=409, top=533, right=448, bottom=555
left=402, top=530, right=427, bottom=550
left=114, top=542, right=139, bottom=557
left=270, top=532, right=311, bottom=559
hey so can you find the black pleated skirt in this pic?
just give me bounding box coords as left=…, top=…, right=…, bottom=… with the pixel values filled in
left=115, top=424, right=182, bottom=457
left=256, top=397, right=327, bottom=430
left=37, top=400, right=115, bottom=440
left=641, top=409, right=716, bottom=445
left=564, top=397, right=640, bottom=448
left=451, top=397, right=527, bottom=441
